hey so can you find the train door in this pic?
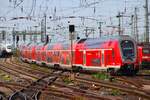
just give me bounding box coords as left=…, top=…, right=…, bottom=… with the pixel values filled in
left=74, top=50, right=83, bottom=66
left=43, top=45, right=48, bottom=63
left=101, top=50, right=104, bottom=67
left=83, top=50, right=86, bottom=66
left=104, top=49, right=113, bottom=67
left=32, top=45, right=36, bottom=62
left=60, top=50, right=65, bottom=65
left=137, top=46, right=142, bottom=65
left=41, top=45, right=47, bottom=63
left=46, top=44, right=53, bottom=66
left=36, top=46, right=41, bottom=62
left=27, top=46, right=30, bottom=59
left=85, top=49, right=102, bottom=67
left=29, top=46, right=32, bottom=59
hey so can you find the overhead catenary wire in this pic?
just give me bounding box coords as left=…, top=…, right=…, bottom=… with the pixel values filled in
left=3, top=0, right=24, bottom=17
left=0, top=0, right=149, bottom=42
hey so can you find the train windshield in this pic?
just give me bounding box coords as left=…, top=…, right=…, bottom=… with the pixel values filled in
left=121, top=40, right=135, bottom=60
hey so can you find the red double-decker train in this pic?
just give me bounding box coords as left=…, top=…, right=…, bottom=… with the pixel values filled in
left=138, top=43, right=150, bottom=69
left=19, top=35, right=139, bottom=75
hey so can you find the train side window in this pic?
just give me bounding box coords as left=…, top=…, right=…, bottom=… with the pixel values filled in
left=57, top=51, right=60, bottom=56
left=91, top=58, right=101, bottom=65
left=53, top=51, right=60, bottom=56
left=143, top=49, right=150, bottom=54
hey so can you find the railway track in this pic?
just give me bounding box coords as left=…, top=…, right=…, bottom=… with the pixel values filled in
left=0, top=82, right=111, bottom=100
left=114, top=76, right=143, bottom=88
left=1, top=57, right=150, bottom=100
left=0, top=58, right=52, bottom=82
left=9, top=57, right=51, bottom=74
left=75, top=75, right=150, bottom=100
left=0, top=60, right=116, bottom=100
left=9, top=70, right=64, bottom=100
left=15, top=58, right=150, bottom=84
left=0, top=63, right=39, bottom=80
left=0, top=62, right=32, bottom=84
left=0, top=82, right=73, bottom=99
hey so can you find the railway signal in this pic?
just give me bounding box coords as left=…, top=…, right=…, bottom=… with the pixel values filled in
left=69, top=24, right=75, bottom=80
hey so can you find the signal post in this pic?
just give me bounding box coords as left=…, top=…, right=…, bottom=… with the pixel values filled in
left=69, top=24, right=75, bottom=81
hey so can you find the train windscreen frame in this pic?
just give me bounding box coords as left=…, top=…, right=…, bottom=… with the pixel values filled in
left=120, top=40, right=135, bottom=60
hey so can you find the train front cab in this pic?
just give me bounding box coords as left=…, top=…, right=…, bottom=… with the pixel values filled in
left=139, top=46, right=150, bottom=69
left=142, top=48, right=150, bottom=68
left=118, top=38, right=139, bottom=75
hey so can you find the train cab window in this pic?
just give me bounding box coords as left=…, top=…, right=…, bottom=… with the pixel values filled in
left=121, top=40, right=135, bottom=59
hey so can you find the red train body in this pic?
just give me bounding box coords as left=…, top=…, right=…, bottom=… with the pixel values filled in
left=138, top=43, right=150, bottom=68
left=20, top=43, right=31, bottom=62
left=20, top=35, right=139, bottom=74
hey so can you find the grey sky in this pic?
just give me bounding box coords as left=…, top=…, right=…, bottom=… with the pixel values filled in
left=0, top=0, right=148, bottom=41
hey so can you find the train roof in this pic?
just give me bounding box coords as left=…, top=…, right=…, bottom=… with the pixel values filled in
left=45, top=35, right=135, bottom=49
left=75, top=35, right=135, bottom=49
left=77, top=35, right=134, bottom=44
left=138, top=42, right=150, bottom=48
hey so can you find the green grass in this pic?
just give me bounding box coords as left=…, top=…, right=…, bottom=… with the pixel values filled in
left=62, top=77, right=73, bottom=84
left=92, top=72, right=110, bottom=80
left=0, top=71, right=12, bottom=82
left=72, top=96, right=87, bottom=100
left=30, top=64, right=50, bottom=73
left=3, top=75, right=12, bottom=81
left=110, top=89, right=121, bottom=96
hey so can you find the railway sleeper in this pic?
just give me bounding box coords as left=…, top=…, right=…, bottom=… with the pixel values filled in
left=9, top=92, right=27, bottom=100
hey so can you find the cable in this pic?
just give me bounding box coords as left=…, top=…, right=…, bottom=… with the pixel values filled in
left=28, top=0, right=36, bottom=17
left=3, top=0, right=24, bottom=17
left=32, top=0, right=36, bottom=16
